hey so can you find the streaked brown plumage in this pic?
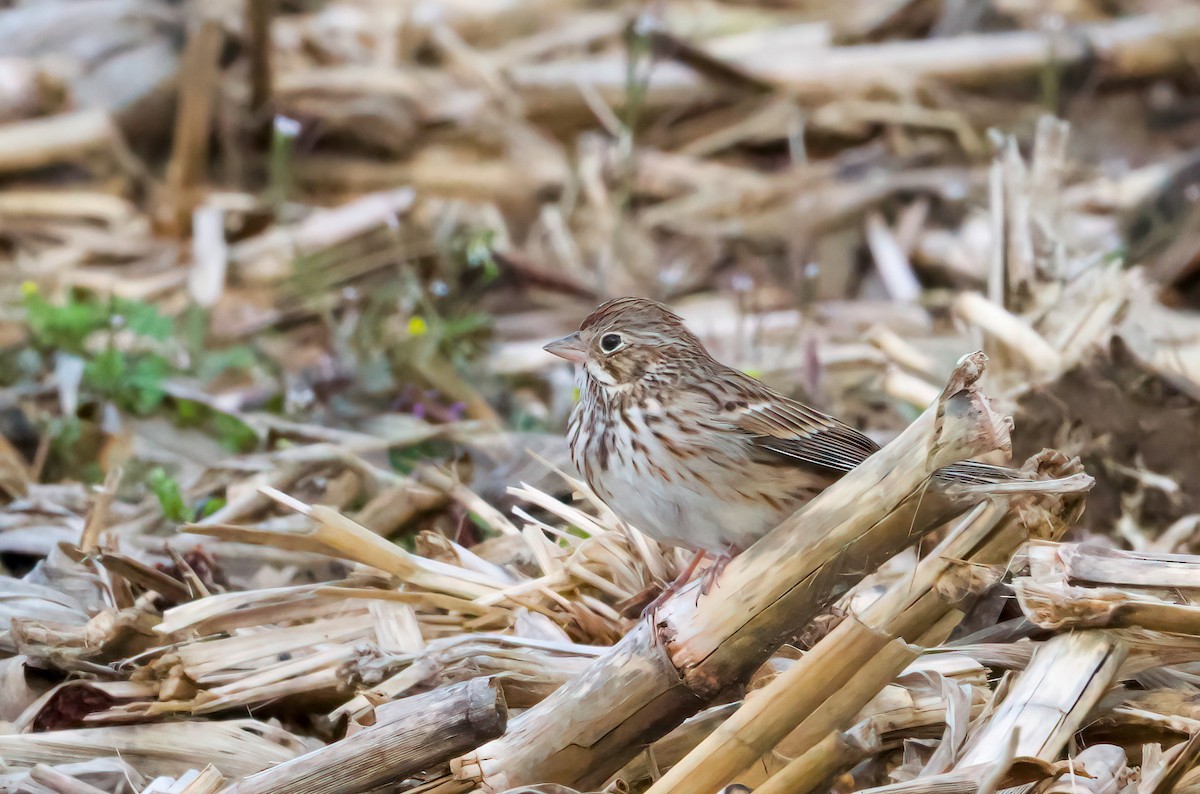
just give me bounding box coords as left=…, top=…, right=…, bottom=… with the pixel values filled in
left=544, top=297, right=1021, bottom=595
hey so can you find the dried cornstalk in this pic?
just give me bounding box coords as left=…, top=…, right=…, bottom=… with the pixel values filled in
left=850, top=759, right=1064, bottom=794
left=155, top=581, right=378, bottom=637
left=0, top=110, right=125, bottom=175
left=1015, top=542, right=1200, bottom=633
left=757, top=730, right=881, bottom=794
left=164, top=17, right=223, bottom=231
left=27, top=764, right=111, bottom=794
left=1043, top=744, right=1128, bottom=794
left=0, top=720, right=309, bottom=780
left=329, top=633, right=601, bottom=726
left=228, top=188, right=416, bottom=284
left=746, top=642, right=940, bottom=794
left=608, top=703, right=738, bottom=789
left=726, top=455, right=1088, bottom=794
left=752, top=677, right=989, bottom=794
left=188, top=495, right=506, bottom=600
left=452, top=353, right=1013, bottom=790
left=953, top=292, right=1062, bottom=377
left=511, top=10, right=1200, bottom=115
left=654, top=505, right=996, bottom=793
left=1031, top=542, right=1200, bottom=590
left=1138, top=733, right=1200, bottom=793
left=615, top=655, right=991, bottom=791
left=1014, top=578, right=1200, bottom=633
left=0, top=758, right=145, bottom=794
left=956, top=631, right=1127, bottom=766
left=219, top=679, right=506, bottom=794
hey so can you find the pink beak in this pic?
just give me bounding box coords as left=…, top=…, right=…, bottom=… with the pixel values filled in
left=544, top=332, right=586, bottom=364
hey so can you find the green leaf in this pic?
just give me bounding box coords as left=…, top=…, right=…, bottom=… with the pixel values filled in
left=469, top=512, right=501, bottom=540
left=438, top=312, right=491, bottom=339
left=148, top=467, right=189, bottom=523
left=48, top=415, right=82, bottom=450
left=83, top=348, right=127, bottom=395
left=173, top=398, right=203, bottom=426
left=211, top=411, right=258, bottom=453
left=81, top=462, right=104, bottom=485
left=113, top=298, right=172, bottom=341
left=195, top=496, right=226, bottom=519
left=82, top=349, right=170, bottom=414
left=25, top=293, right=108, bottom=353
left=126, top=355, right=169, bottom=414
left=180, top=305, right=209, bottom=353
left=388, top=439, right=452, bottom=474
left=197, top=346, right=257, bottom=381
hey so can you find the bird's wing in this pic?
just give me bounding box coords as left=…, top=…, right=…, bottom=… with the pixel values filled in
left=735, top=398, right=1032, bottom=484
left=730, top=387, right=880, bottom=473
left=724, top=375, right=1034, bottom=487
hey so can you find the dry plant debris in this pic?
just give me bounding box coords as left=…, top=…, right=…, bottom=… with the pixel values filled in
left=1, top=1, right=1199, bottom=793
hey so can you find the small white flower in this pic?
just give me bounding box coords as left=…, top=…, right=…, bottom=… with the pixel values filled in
left=273, top=115, right=302, bottom=138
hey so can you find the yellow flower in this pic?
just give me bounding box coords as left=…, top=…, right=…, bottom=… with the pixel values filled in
left=407, top=316, right=428, bottom=337
left=20, top=280, right=37, bottom=297
left=571, top=386, right=580, bottom=402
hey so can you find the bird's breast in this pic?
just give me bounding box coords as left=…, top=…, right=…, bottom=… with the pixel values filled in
left=567, top=396, right=809, bottom=552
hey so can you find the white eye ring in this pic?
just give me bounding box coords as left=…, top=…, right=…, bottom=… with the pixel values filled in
left=600, top=333, right=622, bottom=353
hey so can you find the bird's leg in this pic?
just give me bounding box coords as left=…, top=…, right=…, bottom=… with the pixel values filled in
left=640, top=548, right=707, bottom=620
left=697, top=545, right=741, bottom=600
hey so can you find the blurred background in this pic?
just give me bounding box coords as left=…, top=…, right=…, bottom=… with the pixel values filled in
left=3, top=0, right=1200, bottom=555
left=1, top=1, right=1200, bottom=597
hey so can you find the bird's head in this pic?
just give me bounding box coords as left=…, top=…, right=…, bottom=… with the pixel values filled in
left=544, top=297, right=705, bottom=387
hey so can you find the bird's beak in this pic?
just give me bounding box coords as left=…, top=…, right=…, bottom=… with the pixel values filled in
left=544, top=332, right=586, bottom=364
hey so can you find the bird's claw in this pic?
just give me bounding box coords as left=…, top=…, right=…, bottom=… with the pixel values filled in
left=695, top=550, right=735, bottom=602
left=640, top=582, right=679, bottom=622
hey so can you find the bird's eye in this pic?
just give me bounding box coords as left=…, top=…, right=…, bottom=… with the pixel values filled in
left=599, top=333, right=622, bottom=353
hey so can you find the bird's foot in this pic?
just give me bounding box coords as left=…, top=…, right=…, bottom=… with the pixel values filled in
left=695, top=548, right=739, bottom=603
left=637, top=548, right=707, bottom=619
left=638, top=585, right=676, bottom=628
left=640, top=580, right=682, bottom=621
left=639, top=583, right=682, bottom=650
left=625, top=549, right=710, bottom=648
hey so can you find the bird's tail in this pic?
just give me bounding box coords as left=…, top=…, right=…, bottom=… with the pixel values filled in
left=936, top=460, right=1032, bottom=485
left=934, top=459, right=1092, bottom=497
